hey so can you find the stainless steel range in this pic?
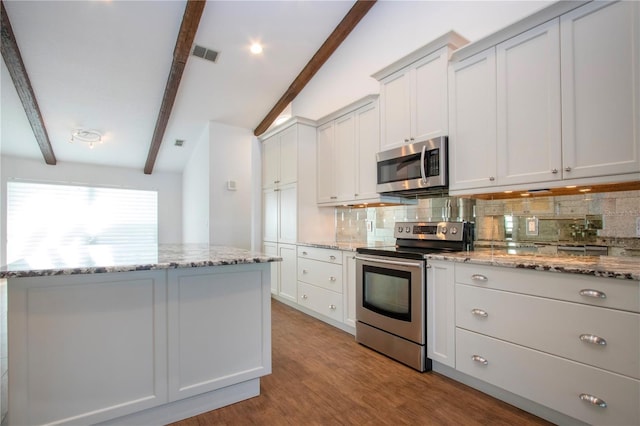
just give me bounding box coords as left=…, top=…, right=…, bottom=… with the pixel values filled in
left=355, top=221, right=473, bottom=371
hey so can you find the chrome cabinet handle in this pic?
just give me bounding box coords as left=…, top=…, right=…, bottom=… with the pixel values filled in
left=420, top=144, right=427, bottom=184
left=565, top=166, right=572, bottom=172
left=274, top=180, right=280, bottom=184
left=330, top=276, right=336, bottom=281
left=551, top=168, right=558, bottom=174
left=579, top=393, right=607, bottom=408
left=580, top=334, right=607, bottom=346
left=301, top=294, right=308, bottom=300
left=404, top=138, right=410, bottom=143
left=489, top=176, right=495, bottom=181
left=330, top=196, right=338, bottom=200
left=354, top=193, right=358, bottom=197
left=274, top=188, right=280, bottom=192
left=471, top=308, right=488, bottom=318
left=328, top=304, right=337, bottom=310
left=471, top=355, right=488, bottom=365
left=302, top=251, right=308, bottom=256
left=471, top=274, right=488, bottom=282
left=579, top=289, right=606, bottom=299
left=329, top=255, right=336, bottom=261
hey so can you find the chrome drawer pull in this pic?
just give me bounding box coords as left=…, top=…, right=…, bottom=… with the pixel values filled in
left=471, top=274, right=488, bottom=282
left=301, top=294, right=308, bottom=300
left=302, top=251, right=308, bottom=256
left=328, top=304, right=337, bottom=310
left=580, top=334, right=607, bottom=346
left=302, top=269, right=309, bottom=274
left=471, top=308, right=488, bottom=318
left=330, top=276, right=336, bottom=281
left=329, top=255, right=336, bottom=261
left=579, top=289, right=606, bottom=299
left=579, top=393, right=607, bottom=408
left=471, top=355, right=488, bottom=365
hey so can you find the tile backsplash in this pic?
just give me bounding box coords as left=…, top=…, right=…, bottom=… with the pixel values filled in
left=335, top=190, right=640, bottom=256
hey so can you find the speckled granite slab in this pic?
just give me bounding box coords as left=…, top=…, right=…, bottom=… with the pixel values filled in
left=0, top=245, right=282, bottom=278
left=428, top=250, right=640, bottom=281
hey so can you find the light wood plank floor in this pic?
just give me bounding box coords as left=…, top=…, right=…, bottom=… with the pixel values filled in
left=171, top=299, right=552, bottom=425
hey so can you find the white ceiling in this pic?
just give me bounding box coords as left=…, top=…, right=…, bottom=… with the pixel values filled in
left=0, top=0, right=356, bottom=172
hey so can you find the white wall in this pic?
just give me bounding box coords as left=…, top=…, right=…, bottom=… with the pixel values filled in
left=182, top=128, right=210, bottom=244
left=207, top=122, right=255, bottom=250
left=293, top=0, right=554, bottom=120
left=0, top=156, right=182, bottom=265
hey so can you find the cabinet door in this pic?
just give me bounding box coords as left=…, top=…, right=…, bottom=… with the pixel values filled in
left=343, top=252, right=357, bottom=329
left=316, top=122, right=335, bottom=203
left=379, top=69, right=411, bottom=150
left=355, top=101, right=380, bottom=200
left=448, top=48, right=497, bottom=192
left=278, top=183, right=297, bottom=244
left=279, top=125, right=298, bottom=185
left=496, top=19, right=562, bottom=186
left=334, top=113, right=356, bottom=202
left=412, top=46, right=449, bottom=142
left=262, top=188, right=278, bottom=243
left=262, top=136, right=280, bottom=189
left=278, top=244, right=297, bottom=302
left=561, top=1, right=640, bottom=179
left=427, top=260, right=456, bottom=368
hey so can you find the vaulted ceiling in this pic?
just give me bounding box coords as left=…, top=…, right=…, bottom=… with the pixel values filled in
left=1, top=0, right=367, bottom=173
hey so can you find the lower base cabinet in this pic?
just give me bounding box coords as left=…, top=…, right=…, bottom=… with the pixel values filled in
left=427, top=259, right=640, bottom=426
left=457, top=329, right=639, bottom=426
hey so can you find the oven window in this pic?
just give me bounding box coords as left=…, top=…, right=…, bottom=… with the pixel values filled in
left=362, top=265, right=411, bottom=321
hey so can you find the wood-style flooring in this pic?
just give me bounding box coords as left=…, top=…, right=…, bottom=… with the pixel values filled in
left=170, top=299, right=552, bottom=425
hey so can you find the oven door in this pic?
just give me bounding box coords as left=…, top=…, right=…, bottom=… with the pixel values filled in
left=355, top=254, right=425, bottom=344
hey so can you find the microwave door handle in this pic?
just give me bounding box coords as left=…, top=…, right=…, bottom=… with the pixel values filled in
left=420, top=144, right=427, bottom=184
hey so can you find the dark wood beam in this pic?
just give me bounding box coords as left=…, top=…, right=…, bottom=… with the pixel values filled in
left=1, top=0, right=56, bottom=165
left=253, top=0, right=376, bottom=137
left=144, top=0, right=205, bottom=175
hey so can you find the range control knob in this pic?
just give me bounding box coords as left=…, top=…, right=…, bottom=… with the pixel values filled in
left=440, top=227, right=448, bottom=234
left=451, top=227, right=458, bottom=235
left=397, top=226, right=403, bottom=233
left=405, top=226, right=411, bottom=233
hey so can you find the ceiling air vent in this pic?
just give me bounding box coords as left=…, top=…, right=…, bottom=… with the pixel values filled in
left=174, top=139, right=185, bottom=147
left=192, top=44, right=219, bottom=63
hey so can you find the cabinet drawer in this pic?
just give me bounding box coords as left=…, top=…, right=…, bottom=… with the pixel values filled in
left=297, top=282, right=343, bottom=322
left=455, top=263, right=640, bottom=313
left=456, top=329, right=640, bottom=426
left=297, top=258, right=343, bottom=292
left=297, top=246, right=342, bottom=264
left=456, top=284, right=640, bottom=379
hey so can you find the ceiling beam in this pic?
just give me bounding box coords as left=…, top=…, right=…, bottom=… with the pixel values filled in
left=253, top=0, right=376, bottom=137
left=144, top=0, right=205, bottom=175
left=1, top=0, right=56, bottom=165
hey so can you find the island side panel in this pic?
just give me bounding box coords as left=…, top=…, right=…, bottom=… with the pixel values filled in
left=167, top=263, right=272, bottom=402
left=8, top=270, right=168, bottom=426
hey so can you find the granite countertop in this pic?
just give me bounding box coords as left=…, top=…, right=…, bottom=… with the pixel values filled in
left=297, top=241, right=394, bottom=252
left=428, top=249, right=640, bottom=281
left=0, top=244, right=282, bottom=278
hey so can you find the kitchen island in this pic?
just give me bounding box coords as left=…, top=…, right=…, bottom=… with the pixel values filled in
left=0, top=245, right=280, bottom=426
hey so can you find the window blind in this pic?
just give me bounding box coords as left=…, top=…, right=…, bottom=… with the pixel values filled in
left=7, top=181, right=158, bottom=268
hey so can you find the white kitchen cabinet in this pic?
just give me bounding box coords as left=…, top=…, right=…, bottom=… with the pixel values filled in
left=560, top=0, right=640, bottom=180
left=449, top=0, right=640, bottom=195
left=278, top=243, right=297, bottom=303
left=451, top=261, right=640, bottom=425
left=373, top=32, right=468, bottom=151
left=496, top=19, right=562, bottom=186
left=426, top=259, right=456, bottom=368
left=342, top=251, right=357, bottom=328
left=262, top=242, right=278, bottom=294
left=448, top=48, right=497, bottom=192
left=296, top=246, right=343, bottom=322
left=317, top=96, right=393, bottom=206
left=262, top=124, right=297, bottom=189
left=262, top=183, right=296, bottom=245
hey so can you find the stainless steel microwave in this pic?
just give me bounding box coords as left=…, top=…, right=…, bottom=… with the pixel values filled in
left=376, top=137, right=448, bottom=196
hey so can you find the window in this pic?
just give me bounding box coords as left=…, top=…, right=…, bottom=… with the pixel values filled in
left=7, top=181, right=158, bottom=268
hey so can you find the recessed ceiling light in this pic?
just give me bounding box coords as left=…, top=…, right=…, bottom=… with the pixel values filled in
left=250, top=42, right=263, bottom=55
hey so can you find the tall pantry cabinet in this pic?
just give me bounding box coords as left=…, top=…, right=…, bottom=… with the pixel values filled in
left=261, top=118, right=333, bottom=302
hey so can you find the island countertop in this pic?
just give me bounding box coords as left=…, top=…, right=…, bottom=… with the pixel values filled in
left=427, top=249, right=640, bottom=281
left=0, top=244, right=282, bottom=279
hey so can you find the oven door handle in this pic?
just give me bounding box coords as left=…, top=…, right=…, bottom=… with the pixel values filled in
left=355, top=255, right=424, bottom=268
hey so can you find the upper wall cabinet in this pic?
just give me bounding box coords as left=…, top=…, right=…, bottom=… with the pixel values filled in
left=449, top=0, right=640, bottom=195
left=262, top=124, right=298, bottom=189
left=372, top=31, right=469, bottom=152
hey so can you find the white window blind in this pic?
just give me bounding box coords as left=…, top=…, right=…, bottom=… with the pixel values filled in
left=7, top=181, right=158, bottom=268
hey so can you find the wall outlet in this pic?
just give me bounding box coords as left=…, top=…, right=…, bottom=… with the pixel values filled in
left=636, top=217, right=640, bottom=237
